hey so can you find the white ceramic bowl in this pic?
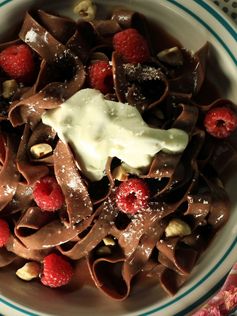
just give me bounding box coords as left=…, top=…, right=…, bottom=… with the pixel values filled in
left=0, top=0, right=236, bottom=315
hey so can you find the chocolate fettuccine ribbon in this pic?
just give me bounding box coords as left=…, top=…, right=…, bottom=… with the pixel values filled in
left=0, top=7, right=235, bottom=300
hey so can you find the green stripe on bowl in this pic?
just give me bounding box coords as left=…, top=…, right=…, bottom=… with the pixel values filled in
left=140, top=1, right=237, bottom=315
left=0, top=0, right=12, bottom=8
left=0, top=298, right=39, bottom=316
left=195, top=0, right=237, bottom=38
left=173, top=273, right=228, bottom=316
left=167, top=0, right=237, bottom=65
left=140, top=236, right=237, bottom=315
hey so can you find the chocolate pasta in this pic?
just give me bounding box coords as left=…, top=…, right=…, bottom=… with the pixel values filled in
left=0, top=6, right=235, bottom=300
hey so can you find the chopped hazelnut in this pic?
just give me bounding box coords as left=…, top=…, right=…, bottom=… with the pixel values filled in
left=16, top=262, right=41, bottom=281
left=30, top=143, right=53, bottom=159
left=165, top=218, right=191, bottom=237
left=157, top=47, right=184, bottom=66
left=112, top=165, right=129, bottom=181
left=2, top=79, right=18, bottom=99
left=73, top=0, right=96, bottom=21
left=103, top=237, right=116, bottom=246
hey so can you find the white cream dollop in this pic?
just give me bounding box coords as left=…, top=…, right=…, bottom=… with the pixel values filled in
left=42, top=89, right=188, bottom=181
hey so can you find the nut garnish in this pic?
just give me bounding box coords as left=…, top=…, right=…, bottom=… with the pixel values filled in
left=165, top=218, right=191, bottom=237
left=112, top=165, right=129, bottom=181
left=157, top=47, right=184, bottom=66
left=103, top=237, right=116, bottom=246
left=2, top=79, right=18, bottom=99
left=96, top=246, right=111, bottom=256
left=73, top=0, right=96, bottom=21
left=30, top=143, right=53, bottom=159
left=112, top=163, right=144, bottom=181
left=16, top=262, right=41, bottom=281
left=122, top=163, right=142, bottom=176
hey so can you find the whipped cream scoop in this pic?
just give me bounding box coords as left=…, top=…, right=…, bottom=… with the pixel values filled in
left=42, top=88, right=188, bottom=181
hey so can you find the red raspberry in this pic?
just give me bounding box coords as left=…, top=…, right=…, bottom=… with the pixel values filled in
left=204, top=107, right=237, bottom=139
left=0, top=219, right=10, bottom=247
left=0, top=44, right=35, bottom=84
left=33, top=176, right=64, bottom=212
left=115, top=178, right=150, bottom=215
left=88, top=61, right=113, bottom=94
left=41, top=253, right=73, bottom=288
left=113, top=28, right=150, bottom=64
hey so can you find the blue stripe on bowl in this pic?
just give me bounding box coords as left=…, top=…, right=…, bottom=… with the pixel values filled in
left=0, top=0, right=236, bottom=315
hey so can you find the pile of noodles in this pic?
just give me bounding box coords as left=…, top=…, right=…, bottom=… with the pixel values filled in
left=0, top=8, right=236, bottom=299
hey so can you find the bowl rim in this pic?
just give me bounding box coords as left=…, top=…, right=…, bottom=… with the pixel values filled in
left=0, top=0, right=236, bottom=315
left=169, top=0, right=237, bottom=65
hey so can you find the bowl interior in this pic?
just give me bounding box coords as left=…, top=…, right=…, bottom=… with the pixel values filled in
left=0, top=0, right=236, bottom=315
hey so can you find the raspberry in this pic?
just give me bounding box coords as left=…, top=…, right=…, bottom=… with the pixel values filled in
left=204, top=107, right=237, bottom=139
left=113, top=28, right=150, bottom=64
left=33, top=176, right=64, bottom=212
left=88, top=61, right=113, bottom=94
left=41, top=253, right=73, bottom=288
left=0, top=44, right=35, bottom=84
left=115, top=178, right=150, bottom=215
left=0, top=219, right=10, bottom=247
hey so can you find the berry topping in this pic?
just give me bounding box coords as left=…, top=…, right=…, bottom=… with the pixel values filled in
left=0, top=44, right=35, bottom=84
left=0, top=219, right=10, bottom=247
left=88, top=61, right=113, bottom=94
left=113, top=28, right=150, bottom=64
left=33, top=176, right=64, bottom=212
left=41, top=253, right=73, bottom=288
left=204, top=107, right=237, bottom=139
left=115, top=178, right=150, bottom=215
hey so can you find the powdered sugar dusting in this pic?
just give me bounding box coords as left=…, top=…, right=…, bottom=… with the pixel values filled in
left=25, top=29, right=38, bottom=43
left=3, top=184, right=15, bottom=196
